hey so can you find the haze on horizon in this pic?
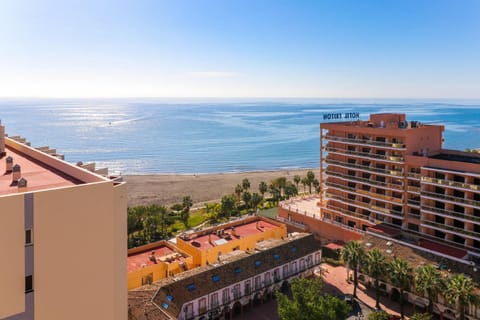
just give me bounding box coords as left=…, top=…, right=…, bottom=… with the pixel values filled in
left=0, top=0, right=479, bottom=99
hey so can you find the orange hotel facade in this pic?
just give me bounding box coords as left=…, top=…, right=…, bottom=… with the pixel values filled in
left=279, top=113, right=480, bottom=261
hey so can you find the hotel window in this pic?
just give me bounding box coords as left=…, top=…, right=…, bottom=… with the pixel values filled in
left=454, top=205, right=465, bottom=214
left=300, top=259, right=306, bottom=271
left=283, top=265, right=289, bottom=278
left=187, top=283, right=196, bottom=292
left=273, top=254, right=280, bottom=260
left=185, top=303, right=194, bottom=319
left=291, top=261, right=297, bottom=274
left=212, top=275, right=220, bottom=283
left=244, top=280, right=251, bottom=295
left=254, top=276, right=261, bottom=290
left=453, top=175, right=465, bottom=183
left=25, top=275, right=33, bottom=293
left=222, top=288, right=230, bottom=304
left=315, top=252, right=321, bottom=264
left=233, top=284, right=241, bottom=299
left=335, top=216, right=343, bottom=224
left=198, top=298, right=206, bottom=314
left=407, top=223, right=419, bottom=232
left=25, top=229, right=32, bottom=245
left=264, top=272, right=271, bottom=285
left=210, top=293, right=219, bottom=308
left=274, top=269, right=280, bottom=282
left=347, top=158, right=356, bottom=164
left=255, top=260, right=262, bottom=267
left=435, top=172, right=445, bottom=180
left=234, top=267, right=242, bottom=274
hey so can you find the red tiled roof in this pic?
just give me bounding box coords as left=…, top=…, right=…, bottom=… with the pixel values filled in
left=128, top=245, right=176, bottom=272
left=324, top=242, right=344, bottom=250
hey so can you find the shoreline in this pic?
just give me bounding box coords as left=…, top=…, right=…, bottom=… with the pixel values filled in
left=124, top=168, right=320, bottom=207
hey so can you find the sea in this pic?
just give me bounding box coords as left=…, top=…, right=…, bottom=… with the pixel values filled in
left=0, top=99, right=479, bottom=175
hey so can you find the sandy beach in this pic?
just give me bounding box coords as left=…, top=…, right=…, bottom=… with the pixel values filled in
left=124, top=168, right=319, bottom=207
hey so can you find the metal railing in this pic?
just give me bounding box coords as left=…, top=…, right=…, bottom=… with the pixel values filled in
left=421, top=204, right=480, bottom=223
left=325, top=170, right=405, bottom=192
left=324, top=146, right=405, bottom=163
left=421, top=190, right=480, bottom=207
left=325, top=158, right=405, bottom=177
left=322, top=135, right=406, bottom=149
left=421, top=177, right=480, bottom=192
left=421, top=219, right=480, bottom=240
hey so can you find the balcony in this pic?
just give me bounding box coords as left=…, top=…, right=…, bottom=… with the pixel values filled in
left=325, top=181, right=403, bottom=205
left=421, top=204, right=480, bottom=224
left=408, top=172, right=421, bottom=180
left=325, top=170, right=404, bottom=192
left=325, top=158, right=404, bottom=178
left=421, top=177, right=480, bottom=192
left=325, top=193, right=403, bottom=218
left=421, top=190, right=480, bottom=208
left=324, top=146, right=405, bottom=163
left=421, top=219, right=480, bottom=241
left=322, top=135, right=406, bottom=149
left=323, top=202, right=372, bottom=223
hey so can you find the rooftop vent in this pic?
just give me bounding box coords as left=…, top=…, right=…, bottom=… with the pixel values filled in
left=12, top=164, right=21, bottom=183
left=5, top=156, right=13, bottom=173
left=17, top=177, right=28, bottom=191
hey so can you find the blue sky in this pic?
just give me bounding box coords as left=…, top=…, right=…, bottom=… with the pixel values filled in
left=0, top=0, right=479, bottom=98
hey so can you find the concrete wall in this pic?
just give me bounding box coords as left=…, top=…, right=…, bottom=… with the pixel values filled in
left=0, top=193, right=25, bottom=318
left=33, top=181, right=126, bottom=320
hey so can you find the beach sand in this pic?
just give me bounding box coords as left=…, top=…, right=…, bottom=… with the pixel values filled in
left=124, top=168, right=319, bottom=207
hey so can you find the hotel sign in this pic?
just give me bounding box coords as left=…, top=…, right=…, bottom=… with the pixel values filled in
left=323, top=112, right=360, bottom=120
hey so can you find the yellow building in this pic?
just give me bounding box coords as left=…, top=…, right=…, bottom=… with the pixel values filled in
left=0, top=123, right=127, bottom=320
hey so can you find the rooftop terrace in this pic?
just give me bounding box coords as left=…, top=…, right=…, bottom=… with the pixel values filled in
left=127, top=243, right=186, bottom=272
left=0, top=145, right=80, bottom=195
left=185, top=219, right=280, bottom=250
left=429, top=152, right=480, bottom=164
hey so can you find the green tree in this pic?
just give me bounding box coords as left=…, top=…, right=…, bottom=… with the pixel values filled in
left=250, top=193, right=262, bottom=211
left=242, top=191, right=252, bottom=210
left=301, top=177, right=308, bottom=193
left=277, top=278, right=350, bottom=320
left=220, top=195, right=235, bottom=218
left=410, top=313, right=432, bottom=320
left=234, top=184, right=243, bottom=205
left=284, top=181, right=298, bottom=199
left=388, top=258, right=413, bottom=319
left=341, top=241, right=365, bottom=298
left=276, top=177, right=287, bottom=196
left=150, top=204, right=169, bottom=238
left=269, top=184, right=281, bottom=204
left=365, top=248, right=388, bottom=309
left=313, top=178, right=320, bottom=193
left=444, top=274, right=478, bottom=320
left=293, top=175, right=301, bottom=189
left=258, top=181, right=268, bottom=198
left=415, top=264, right=443, bottom=315
left=242, top=178, right=250, bottom=191
left=368, top=311, right=390, bottom=320
left=306, top=170, right=315, bottom=193
left=180, top=196, right=193, bottom=228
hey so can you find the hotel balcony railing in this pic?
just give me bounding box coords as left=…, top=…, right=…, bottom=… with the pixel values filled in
left=407, top=185, right=421, bottom=193
left=325, top=158, right=404, bottom=177
left=325, top=170, right=405, bottom=192
left=421, top=219, right=480, bottom=240
left=325, top=181, right=403, bottom=205
left=421, top=177, right=480, bottom=192
left=407, top=198, right=421, bottom=206
left=322, top=135, right=406, bottom=149
left=421, top=204, right=480, bottom=223
left=324, top=146, right=405, bottom=163
left=421, top=190, right=480, bottom=208
left=326, top=193, right=403, bottom=218
left=408, top=172, right=421, bottom=180
left=324, top=202, right=372, bottom=222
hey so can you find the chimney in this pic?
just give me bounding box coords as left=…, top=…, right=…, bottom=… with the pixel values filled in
left=231, top=227, right=237, bottom=237
left=0, top=121, right=5, bottom=158
left=17, top=177, right=28, bottom=192
left=5, top=156, right=13, bottom=173
left=12, top=164, right=21, bottom=183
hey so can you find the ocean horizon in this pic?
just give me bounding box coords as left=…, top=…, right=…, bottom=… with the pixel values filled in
left=1, top=98, right=479, bottom=175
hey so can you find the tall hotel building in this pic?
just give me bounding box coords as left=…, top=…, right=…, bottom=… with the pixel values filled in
left=282, top=113, right=480, bottom=261
left=0, top=122, right=127, bottom=320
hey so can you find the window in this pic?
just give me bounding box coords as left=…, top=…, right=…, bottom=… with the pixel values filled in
left=291, top=247, right=297, bottom=253
left=274, top=269, right=280, bottom=282
left=315, top=252, right=321, bottom=264
left=198, top=298, right=206, bottom=314
left=25, top=229, right=32, bottom=245
left=187, top=283, right=196, bottom=292
left=306, top=255, right=313, bottom=267
left=233, top=284, right=241, bottom=299
left=166, top=295, right=174, bottom=302
left=291, top=261, right=297, bottom=274
left=300, top=259, right=306, bottom=271
left=283, top=265, right=289, bottom=278
left=185, top=303, right=194, bottom=319
left=244, top=280, right=251, bottom=295
left=254, top=276, right=261, bottom=290
left=273, top=254, right=280, bottom=260
left=234, top=267, right=242, bottom=274
left=212, top=275, right=220, bottom=283
left=210, top=293, right=218, bottom=308
left=222, top=288, right=230, bottom=304
left=162, top=302, right=169, bottom=309
left=255, top=260, right=262, bottom=267
left=264, top=272, right=271, bottom=285
left=25, top=275, right=33, bottom=293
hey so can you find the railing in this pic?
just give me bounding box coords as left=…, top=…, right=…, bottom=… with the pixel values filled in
left=324, top=146, right=405, bottom=163
left=407, top=198, right=421, bottom=206
left=326, top=192, right=404, bottom=218
left=407, top=185, right=420, bottom=193
left=322, top=135, right=406, bottom=149
left=325, top=158, right=405, bottom=177
left=421, top=177, right=480, bottom=192
left=408, top=172, right=421, bottom=179
left=421, top=205, right=480, bottom=223
left=323, top=217, right=366, bottom=235
left=421, top=219, right=480, bottom=240
left=324, top=203, right=372, bottom=222
left=325, top=170, right=404, bottom=191
left=421, top=190, right=480, bottom=207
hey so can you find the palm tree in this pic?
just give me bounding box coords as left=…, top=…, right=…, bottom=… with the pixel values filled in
left=415, top=264, right=443, bottom=315
left=234, top=184, right=243, bottom=205
left=341, top=241, right=365, bottom=298
left=365, top=248, right=388, bottom=309
left=181, top=196, right=193, bottom=228
left=242, top=178, right=250, bottom=191
left=293, top=175, right=301, bottom=189
left=259, top=181, right=268, bottom=198
left=388, top=258, right=413, bottom=319
left=276, top=177, right=287, bottom=196
left=242, top=191, right=252, bottom=209
left=301, top=177, right=308, bottom=194
left=444, top=274, right=478, bottom=320
left=312, top=178, right=320, bottom=193
left=306, top=171, right=315, bottom=193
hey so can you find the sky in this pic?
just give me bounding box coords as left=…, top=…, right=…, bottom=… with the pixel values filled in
left=0, top=0, right=479, bottom=99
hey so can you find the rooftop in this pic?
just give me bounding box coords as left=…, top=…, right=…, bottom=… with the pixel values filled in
left=0, top=145, right=80, bottom=195
left=128, top=242, right=186, bottom=272
left=429, top=152, right=480, bottom=164
left=186, top=219, right=280, bottom=250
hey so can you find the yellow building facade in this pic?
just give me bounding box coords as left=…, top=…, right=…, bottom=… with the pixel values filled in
left=0, top=123, right=127, bottom=320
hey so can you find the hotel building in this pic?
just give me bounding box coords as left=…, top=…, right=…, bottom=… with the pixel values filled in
left=0, top=122, right=127, bottom=320
left=280, top=113, right=480, bottom=262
